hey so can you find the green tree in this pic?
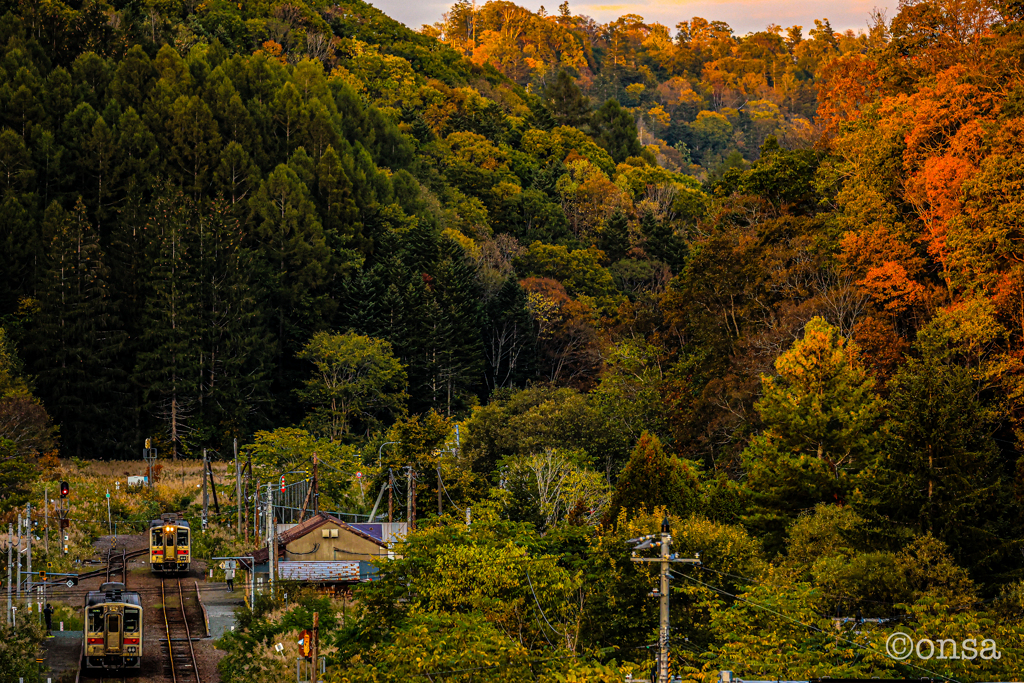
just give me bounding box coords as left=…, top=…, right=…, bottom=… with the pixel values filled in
left=606, top=432, right=701, bottom=521
left=543, top=69, right=591, bottom=128
left=862, top=356, right=1008, bottom=572
left=590, top=99, right=642, bottom=163
left=250, top=163, right=332, bottom=365
left=295, top=331, right=408, bottom=441
left=29, top=199, right=124, bottom=457
left=742, top=317, right=883, bottom=545
left=134, top=193, right=201, bottom=459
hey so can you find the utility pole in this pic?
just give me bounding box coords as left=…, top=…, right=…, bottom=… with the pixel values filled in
left=407, top=467, right=416, bottom=531
left=43, top=488, right=49, bottom=558
left=202, top=449, right=209, bottom=529
left=208, top=456, right=220, bottom=514
left=6, top=523, right=12, bottom=625
left=16, top=513, right=22, bottom=602
left=234, top=438, right=242, bottom=533
left=312, top=453, right=319, bottom=516
left=266, top=483, right=275, bottom=592
left=387, top=470, right=393, bottom=524
left=245, top=450, right=252, bottom=541
left=628, top=517, right=701, bottom=683
left=437, top=467, right=442, bottom=516
left=26, top=503, right=31, bottom=597
left=310, top=611, right=320, bottom=683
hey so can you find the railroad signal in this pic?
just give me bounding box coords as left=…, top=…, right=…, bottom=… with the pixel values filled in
left=280, top=475, right=285, bottom=492
left=39, top=570, right=46, bottom=582
left=60, top=481, right=69, bottom=498
left=299, top=629, right=312, bottom=658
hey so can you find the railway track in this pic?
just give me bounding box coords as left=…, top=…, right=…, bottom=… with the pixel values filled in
left=162, top=578, right=201, bottom=683
left=77, top=547, right=148, bottom=582
left=105, top=547, right=128, bottom=584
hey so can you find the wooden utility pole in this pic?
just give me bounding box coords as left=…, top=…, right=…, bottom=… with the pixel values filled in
left=234, top=438, right=242, bottom=533
left=437, top=467, right=442, bottom=516
left=387, top=470, right=393, bottom=524
left=407, top=468, right=416, bottom=531
left=297, top=453, right=317, bottom=523
left=202, top=450, right=209, bottom=528
left=43, top=488, right=49, bottom=558
left=208, top=456, right=220, bottom=514
left=312, top=454, right=319, bottom=515
left=310, top=611, right=320, bottom=683
left=243, top=455, right=251, bottom=545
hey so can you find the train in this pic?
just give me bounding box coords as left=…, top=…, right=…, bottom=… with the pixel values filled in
left=149, top=512, right=191, bottom=574
left=83, top=582, right=143, bottom=671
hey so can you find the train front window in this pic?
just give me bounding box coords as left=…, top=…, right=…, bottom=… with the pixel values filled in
left=177, top=529, right=189, bottom=547
left=106, top=614, right=120, bottom=633
left=151, top=529, right=161, bottom=546
left=124, top=608, right=139, bottom=633
left=88, top=608, right=103, bottom=633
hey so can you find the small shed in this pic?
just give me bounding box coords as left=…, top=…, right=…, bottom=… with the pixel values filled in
left=251, top=512, right=400, bottom=584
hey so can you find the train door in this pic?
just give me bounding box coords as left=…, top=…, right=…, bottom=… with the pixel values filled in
left=177, top=527, right=189, bottom=566
left=164, top=526, right=177, bottom=567
left=86, top=607, right=104, bottom=663
left=124, top=607, right=141, bottom=663
left=105, top=611, right=122, bottom=653
left=151, top=527, right=163, bottom=566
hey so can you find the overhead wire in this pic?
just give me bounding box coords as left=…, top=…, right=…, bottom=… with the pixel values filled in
left=669, top=568, right=959, bottom=683
left=436, top=468, right=459, bottom=509
left=525, top=565, right=564, bottom=642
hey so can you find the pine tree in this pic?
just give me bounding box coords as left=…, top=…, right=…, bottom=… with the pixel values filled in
left=30, top=198, right=125, bottom=457
left=250, top=163, right=332, bottom=368
left=591, top=98, right=643, bottom=163
left=606, top=431, right=701, bottom=521
left=193, top=199, right=274, bottom=446
left=543, top=70, right=591, bottom=128
left=482, top=276, right=535, bottom=391
left=134, top=192, right=202, bottom=459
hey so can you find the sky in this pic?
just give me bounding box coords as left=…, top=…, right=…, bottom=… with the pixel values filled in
left=369, top=0, right=896, bottom=36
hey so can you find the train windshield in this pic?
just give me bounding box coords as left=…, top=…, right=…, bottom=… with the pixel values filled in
left=106, top=613, right=120, bottom=633
left=151, top=529, right=161, bottom=546
left=177, top=528, right=188, bottom=546
left=124, top=608, right=140, bottom=632
left=88, top=607, right=103, bottom=633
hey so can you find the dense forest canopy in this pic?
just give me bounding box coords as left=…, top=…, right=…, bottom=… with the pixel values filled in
left=3, top=0, right=1024, bottom=679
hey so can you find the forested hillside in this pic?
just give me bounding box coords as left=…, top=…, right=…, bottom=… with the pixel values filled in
left=3, top=0, right=1024, bottom=680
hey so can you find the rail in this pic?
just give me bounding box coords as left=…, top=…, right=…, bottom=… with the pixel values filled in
left=162, top=578, right=202, bottom=683
left=78, top=547, right=148, bottom=582
left=195, top=580, right=211, bottom=638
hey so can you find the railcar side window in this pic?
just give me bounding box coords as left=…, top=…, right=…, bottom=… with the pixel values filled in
left=88, top=607, right=103, bottom=633
left=177, top=528, right=189, bottom=546
left=124, top=608, right=140, bottom=632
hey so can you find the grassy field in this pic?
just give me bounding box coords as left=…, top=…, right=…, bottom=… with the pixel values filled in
left=17, top=457, right=242, bottom=574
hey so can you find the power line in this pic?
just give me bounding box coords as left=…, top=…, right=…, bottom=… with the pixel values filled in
left=669, top=569, right=959, bottom=683
left=525, top=565, right=564, bottom=641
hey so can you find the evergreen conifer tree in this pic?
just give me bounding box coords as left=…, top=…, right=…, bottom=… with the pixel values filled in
left=30, top=198, right=125, bottom=457
left=134, top=193, right=202, bottom=458
left=543, top=70, right=591, bottom=128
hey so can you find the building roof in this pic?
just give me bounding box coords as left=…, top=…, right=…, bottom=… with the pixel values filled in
left=251, top=512, right=387, bottom=564
left=348, top=523, right=384, bottom=542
